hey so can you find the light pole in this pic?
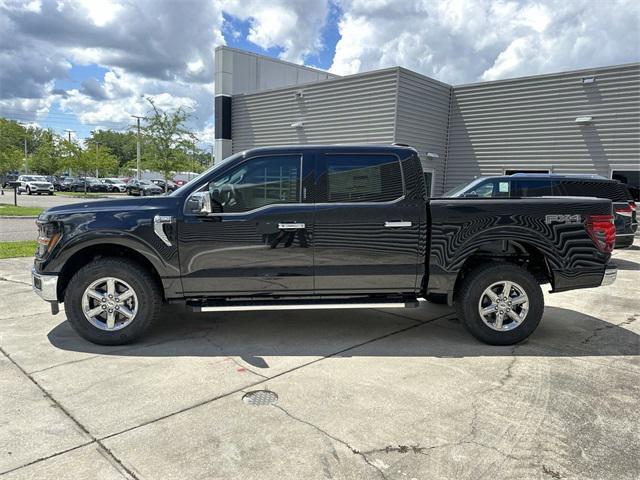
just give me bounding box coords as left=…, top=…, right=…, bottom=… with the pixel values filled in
left=95, top=142, right=99, bottom=178
left=131, top=115, right=143, bottom=180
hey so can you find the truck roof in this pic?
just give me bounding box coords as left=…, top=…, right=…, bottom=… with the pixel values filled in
left=241, top=144, right=417, bottom=156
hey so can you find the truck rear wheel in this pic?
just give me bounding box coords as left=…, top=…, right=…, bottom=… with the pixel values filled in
left=455, top=263, right=543, bottom=345
left=64, top=258, right=161, bottom=345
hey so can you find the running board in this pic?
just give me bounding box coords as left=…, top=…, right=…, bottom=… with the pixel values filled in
left=189, top=298, right=425, bottom=313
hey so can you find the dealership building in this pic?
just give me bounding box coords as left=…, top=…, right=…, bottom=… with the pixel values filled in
left=214, top=46, right=639, bottom=197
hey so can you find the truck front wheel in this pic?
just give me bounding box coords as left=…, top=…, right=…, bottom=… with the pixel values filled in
left=64, top=258, right=162, bottom=345
left=455, top=263, right=543, bottom=345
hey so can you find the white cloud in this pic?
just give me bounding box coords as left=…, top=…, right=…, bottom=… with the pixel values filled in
left=223, top=0, right=330, bottom=63
left=331, top=0, right=640, bottom=84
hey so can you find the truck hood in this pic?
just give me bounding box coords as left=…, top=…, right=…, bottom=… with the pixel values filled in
left=39, top=196, right=177, bottom=221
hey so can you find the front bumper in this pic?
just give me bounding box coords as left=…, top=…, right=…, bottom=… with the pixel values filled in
left=600, top=265, right=617, bottom=286
left=31, top=267, right=59, bottom=301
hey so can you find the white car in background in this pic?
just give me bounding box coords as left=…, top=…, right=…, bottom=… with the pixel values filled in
left=101, top=178, right=127, bottom=193
left=17, top=175, right=54, bottom=195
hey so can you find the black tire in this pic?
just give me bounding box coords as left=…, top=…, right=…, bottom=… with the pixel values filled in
left=141, top=189, right=146, bottom=197
left=425, top=293, right=448, bottom=305
left=48, top=191, right=53, bottom=195
left=27, top=187, right=32, bottom=195
left=64, top=258, right=162, bottom=345
left=455, top=263, right=543, bottom=346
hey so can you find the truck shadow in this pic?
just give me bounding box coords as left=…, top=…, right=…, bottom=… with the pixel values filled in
left=47, top=305, right=639, bottom=363
left=612, top=258, right=640, bottom=271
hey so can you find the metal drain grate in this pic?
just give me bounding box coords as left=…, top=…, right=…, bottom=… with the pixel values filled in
left=242, top=390, right=278, bottom=406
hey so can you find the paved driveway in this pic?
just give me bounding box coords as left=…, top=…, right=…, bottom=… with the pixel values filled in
left=0, top=192, right=123, bottom=242
left=0, top=245, right=638, bottom=479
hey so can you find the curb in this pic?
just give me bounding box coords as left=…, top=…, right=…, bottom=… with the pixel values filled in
left=0, top=216, right=39, bottom=219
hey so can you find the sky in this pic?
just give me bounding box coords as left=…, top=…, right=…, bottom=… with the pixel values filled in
left=0, top=0, right=638, bottom=145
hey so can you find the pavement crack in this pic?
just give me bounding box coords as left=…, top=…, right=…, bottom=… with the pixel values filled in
left=273, top=404, right=388, bottom=480
left=0, top=275, right=32, bottom=287
left=0, top=346, right=140, bottom=479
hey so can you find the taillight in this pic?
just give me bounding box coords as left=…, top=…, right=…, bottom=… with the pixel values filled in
left=585, top=214, right=615, bottom=254
left=629, top=201, right=637, bottom=212
left=615, top=203, right=633, bottom=217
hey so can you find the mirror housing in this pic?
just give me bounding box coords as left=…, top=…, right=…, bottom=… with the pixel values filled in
left=186, top=191, right=212, bottom=215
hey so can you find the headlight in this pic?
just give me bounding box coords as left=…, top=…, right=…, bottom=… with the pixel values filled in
left=36, top=221, right=61, bottom=257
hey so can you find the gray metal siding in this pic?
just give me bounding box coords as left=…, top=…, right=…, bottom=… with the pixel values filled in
left=231, top=69, right=398, bottom=152
left=445, top=63, right=640, bottom=191
left=395, top=68, right=452, bottom=195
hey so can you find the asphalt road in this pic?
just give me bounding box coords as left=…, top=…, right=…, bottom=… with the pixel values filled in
left=0, top=190, right=123, bottom=242
left=0, top=241, right=638, bottom=479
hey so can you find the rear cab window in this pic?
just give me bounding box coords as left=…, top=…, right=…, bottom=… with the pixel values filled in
left=463, top=180, right=511, bottom=198
left=513, top=179, right=553, bottom=197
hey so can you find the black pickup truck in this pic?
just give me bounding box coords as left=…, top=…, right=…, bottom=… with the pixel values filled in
left=32, top=145, right=617, bottom=346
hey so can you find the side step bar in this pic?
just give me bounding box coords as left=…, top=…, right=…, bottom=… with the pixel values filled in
left=189, top=298, right=426, bottom=313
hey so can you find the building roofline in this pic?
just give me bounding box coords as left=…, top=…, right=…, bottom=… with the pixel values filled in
left=233, top=66, right=401, bottom=97
left=215, top=45, right=339, bottom=78
left=453, top=61, right=640, bottom=89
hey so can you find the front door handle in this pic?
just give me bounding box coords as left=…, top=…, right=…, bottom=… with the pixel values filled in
left=384, top=221, right=412, bottom=228
left=278, top=223, right=306, bottom=230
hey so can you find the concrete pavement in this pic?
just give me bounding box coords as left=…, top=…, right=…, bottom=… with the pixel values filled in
left=0, top=246, right=638, bottom=479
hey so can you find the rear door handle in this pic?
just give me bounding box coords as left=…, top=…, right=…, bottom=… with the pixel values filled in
left=278, top=223, right=306, bottom=230
left=384, top=221, right=412, bottom=228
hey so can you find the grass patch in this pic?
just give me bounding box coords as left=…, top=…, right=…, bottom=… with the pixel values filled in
left=0, top=240, right=38, bottom=259
left=58, top=192, right=114, bottom=198
left=0, top=204, right=44, bottom=217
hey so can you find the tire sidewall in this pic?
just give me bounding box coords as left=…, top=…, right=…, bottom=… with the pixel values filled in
left=64, top=259, right=160, bottom=345
left=457, top=264, right=544, bottom=345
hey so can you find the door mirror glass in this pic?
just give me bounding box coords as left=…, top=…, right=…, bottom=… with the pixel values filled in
left=186, top=191, right=212, bottom=215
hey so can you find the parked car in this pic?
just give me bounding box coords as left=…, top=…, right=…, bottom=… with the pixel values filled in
left=43, top=175, right=63, bottom=191
left=67, top=177, right=110, bottom=193
left=33, top=145, right=617, bottom=346
left=150, top=178, right=178, bottom=192
left=101, top=178, right=127, bottom=193
left=58, top=177, right=77, bottom=192
left=16, top=175, right=54, bottom=195
left=2, top=172, right=19, bottom=188
left=446, top=174, right=638, bottom=249
left=126, top=179, right=163, bottom=196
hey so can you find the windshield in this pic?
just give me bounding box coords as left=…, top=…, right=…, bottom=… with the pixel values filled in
left=23, top=175, right=47, bottom=182
left=169, top=151, right=244, bottom=196
left=443, top=178, right=485, bottom=197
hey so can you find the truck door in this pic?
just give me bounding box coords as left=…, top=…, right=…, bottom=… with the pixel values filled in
left=178, top=152, right=314, bottom=295
left=313, top=152, right=422, bottom=294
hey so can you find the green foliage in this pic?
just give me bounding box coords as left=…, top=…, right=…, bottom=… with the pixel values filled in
left=85, top=130, right=139, bottom=168
left=142, top=97, right=198, bottom=189
left=0, top=147, right=24, bottom=176
left=29, top=131, right=64, bottom=175
left=82, top=146, right=119, bottom=176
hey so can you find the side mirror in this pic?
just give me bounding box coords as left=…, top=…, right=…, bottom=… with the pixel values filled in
left=186, top=191, right=212, bottom=215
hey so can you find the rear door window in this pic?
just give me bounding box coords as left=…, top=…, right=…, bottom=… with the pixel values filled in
left=318, top=154, right=403, bottom=203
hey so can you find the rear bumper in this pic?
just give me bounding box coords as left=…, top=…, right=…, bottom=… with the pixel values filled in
left=600, top=265, right=617, bottom=286
left=31, top=267, right=59, bottom=301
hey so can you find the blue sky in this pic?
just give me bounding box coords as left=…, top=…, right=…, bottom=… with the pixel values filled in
left=1, top=0, right=638, bottom=145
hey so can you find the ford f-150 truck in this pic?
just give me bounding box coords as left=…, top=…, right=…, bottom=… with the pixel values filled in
left=31, top=145, right=617, bottom=346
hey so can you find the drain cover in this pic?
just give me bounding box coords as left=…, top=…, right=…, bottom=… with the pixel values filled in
left=242, top=390, right=278, bottom=406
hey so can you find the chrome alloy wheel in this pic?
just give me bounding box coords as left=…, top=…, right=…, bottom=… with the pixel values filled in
left=81, top=277, right=138, bottom=331
left=478, top=280, right=529, bottom=331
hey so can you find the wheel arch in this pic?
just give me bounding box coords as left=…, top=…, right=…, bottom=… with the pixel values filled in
left=449, top=239, right=554, bottom=305
left=57, top=243, right=165, bottom=302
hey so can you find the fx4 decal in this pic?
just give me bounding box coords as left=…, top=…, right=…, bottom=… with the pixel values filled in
left=545, top=214, right=582, bottom=224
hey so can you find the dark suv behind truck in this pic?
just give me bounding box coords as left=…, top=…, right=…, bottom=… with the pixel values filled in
left=446, top=174, right=637, bottom=248
left=32, top=145, right=617, bottom=346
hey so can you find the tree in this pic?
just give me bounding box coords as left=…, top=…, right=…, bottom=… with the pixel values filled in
left=86, top=129, right=139, bottom=168
left=82, top=146, right=119, bottom=177
left=142, top=97, right=198, bottom=192
left=29, top=131, right=64, bottom=175
left=0, top=147, right=23, bottom=178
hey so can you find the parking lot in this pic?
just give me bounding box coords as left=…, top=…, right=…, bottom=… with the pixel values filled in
left=0, top=191, right=122, bottom=242
left=0, top=238, right=638, bottom=479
